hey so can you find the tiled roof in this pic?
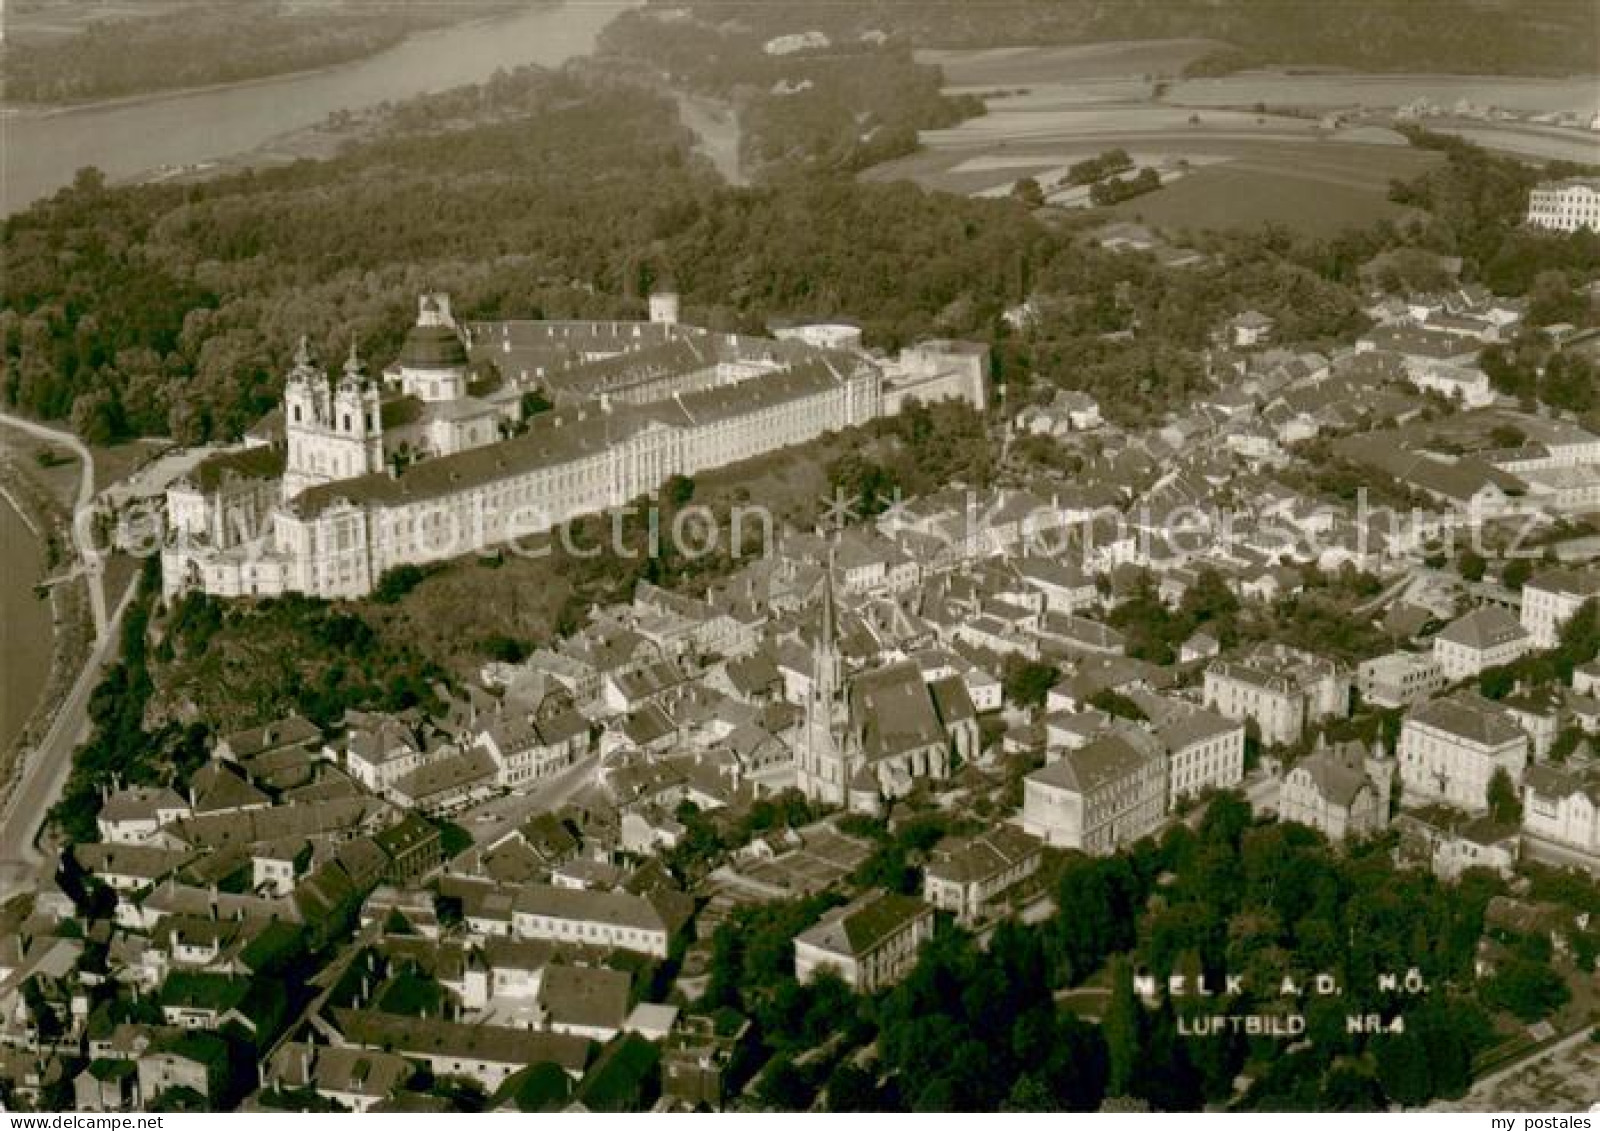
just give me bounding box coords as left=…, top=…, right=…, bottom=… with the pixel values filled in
left=512, top=883, right=684, bottom=935
left=1029, top=733, right=1160, bottom=795
left=331, top=1009, right=590, bottom=1073
left=796, top=891, right=930, bottom=958
left=925, top=826, right=1041, bottom=886
left=538, top=964, right=631, bottom=1032
left=1435, top=606, right=1528, bottom=651
left=1407, top=694, right=1524, bottom=747
left=852, top=661, right=946, bottom=764
left=1158, top=707, right=1241, bottom=752
left=294, top=355, right=861, bottom=518
left=1526, top=568, right=1600, bottom=598
left=99, top=786, right=187, bottom=824
left=1289, top=746, right=1371, bottom=808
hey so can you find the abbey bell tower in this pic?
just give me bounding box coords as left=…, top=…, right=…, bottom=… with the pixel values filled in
left=282, top=336, right=386, bottom=502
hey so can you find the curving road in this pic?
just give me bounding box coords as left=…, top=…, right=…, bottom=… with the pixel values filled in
left=0, top=577, right=140, bottom=876
left=0, top=412, right=117, bottom=891
left=0, top=411, right=96, bottom=515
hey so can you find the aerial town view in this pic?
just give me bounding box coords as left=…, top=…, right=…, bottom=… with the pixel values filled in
left=1, top=0, right=1599, bottom=1119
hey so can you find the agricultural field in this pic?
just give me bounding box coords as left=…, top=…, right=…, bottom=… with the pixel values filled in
left=1432, top=124, right=1600, bottom=164
left=1097, top=138, right=1442, bottom=235
left=1164, top=73, right=1600, bottom=117
left=865, top=128, right=1441, bottom=236
left=864, top=44, right=1526, bottom=236
left=918, top=40, right=1223, bottom=87
left=2, top=0, right=194, bottom=47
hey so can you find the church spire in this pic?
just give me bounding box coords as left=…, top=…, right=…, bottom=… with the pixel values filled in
left=798, top=538, right=853, bottom=805
left=342, top=337, right=365, bottom=386
left=820, top=543, right=838, bottom=656
left=810, top=540, right=847, bottom=730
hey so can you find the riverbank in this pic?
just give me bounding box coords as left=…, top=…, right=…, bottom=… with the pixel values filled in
left=0, top=8, right=546, bottom=120
left=0, top=449, right=92, bottom=806
left=0, top=487, right=51, bottom=754
left=2, top=1, right=636, bottom=216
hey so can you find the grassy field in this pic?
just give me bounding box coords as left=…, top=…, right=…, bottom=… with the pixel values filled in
left=867, top=130, right=1440, bottom=236
left=1101, top=141, right=1439, bottom=235
left=1432, top=124, right=1600, bottom=165
left=866, top=43, right=1568, bottom=236
left=0, top=427, right=81, bottom=512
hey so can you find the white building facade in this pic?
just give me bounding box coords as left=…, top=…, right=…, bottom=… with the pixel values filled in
left=1433, top=606, right=1531, bottom=681
left=1521, top=569, right=1600, bottom=649
left=1526, top=178, right=1600, bottom=233
left=1398, top=695, right=1529, bottom=813
left=164, top=297, right=887, bottom=601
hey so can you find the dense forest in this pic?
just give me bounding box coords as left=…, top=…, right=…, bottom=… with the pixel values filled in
left=704, top=794, right=1591, bottom=1111
left=0, top=64, right=1045, bottom=444
left=3, top=48, right=1598, bottom=448
left=1, top=0, right=520, bottom=105
left=597, top=6, right=984, bottom=178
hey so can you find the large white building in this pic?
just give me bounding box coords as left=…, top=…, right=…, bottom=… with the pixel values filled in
left=1020, top=732, right=1166, bottom=854
left=1522, top=762, right=1600, bottom=861
left=165, top=298, right=866, bottom=600
left=1203, top=644, right=1350, bottom=748
left=1357, top=650, right=1445, bottom=709
left=1521, top=568, right=1600, bottom=649
left=793, top=891, right=934, bottom=993
left=1158, top=708, right=1245, bottom=807
left=1398, top=694, right=1528, bottom=813
left=879, top=339, right=988, bottom=415
left=922, top=826, right=1042, bottom=925
left=509, top=883, right=684, bottom=958
left=1526, top=178, right=1600, bottom=233
left=1433, top=606, right=1531, bottom=681
left=163, top=295, right=988, bottom=602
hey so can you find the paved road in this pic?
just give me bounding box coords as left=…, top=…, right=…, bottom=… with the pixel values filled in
left=0, top=411, right=95, bottom=515
left=1430, top=1024, right=1599, bottom=1112
left=458, top=752, right=602, bottom=849
left=0, top=412, right=121, bottom=896
left=0, top=575, right=141, bottom=885
left=0, top=410, right=109, bottom=634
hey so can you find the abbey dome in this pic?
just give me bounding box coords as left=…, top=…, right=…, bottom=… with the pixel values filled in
left=400, top=314, right=469, bottom=370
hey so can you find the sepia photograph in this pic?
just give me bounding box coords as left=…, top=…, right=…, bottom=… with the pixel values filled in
left=0, top=0, right=1598, bottom=1118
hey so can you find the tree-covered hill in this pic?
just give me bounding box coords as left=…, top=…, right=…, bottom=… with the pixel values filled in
left=674, top=0, right=1599, bottom=77
left=4, top=55, right=1597, bottom=446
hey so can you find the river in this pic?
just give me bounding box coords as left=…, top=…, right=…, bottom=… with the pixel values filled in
left=1, top=1, right=631, bottom=735
left=1, top=1, right=635, bottom=216
left=0, top=492, right=52, bottom=758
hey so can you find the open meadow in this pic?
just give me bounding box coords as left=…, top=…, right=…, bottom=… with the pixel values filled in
left=865, top=126, right=1441, bottom=236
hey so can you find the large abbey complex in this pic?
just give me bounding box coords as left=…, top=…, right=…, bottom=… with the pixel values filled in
left=161, top=294, right=987, bottom=600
